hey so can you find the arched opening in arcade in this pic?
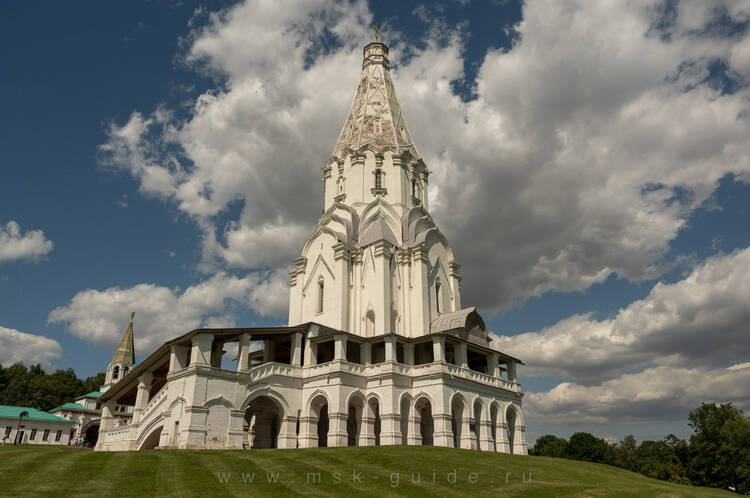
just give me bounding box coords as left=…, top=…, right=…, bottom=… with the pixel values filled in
left=244, top=395, right=283, bottom=449
left=473, top=399, right=483, bottom=450
left=139, top=426, right=162, bottom=450
left=451, top=396, right=465, bottom=448
left=309, top=394, right=329, bottom=448
left=367, top=397, right=381, bottom=446
left=506, top=405, right=517, bottom=454
left=347, top=394, right=365, bottom=446
left=81, top=420, right=100, bottom=447
left=400, top=396, right=411, bottom=445
left=415, top=397, right=433, bottom=446
left=490, top=403, right=499, bottom=452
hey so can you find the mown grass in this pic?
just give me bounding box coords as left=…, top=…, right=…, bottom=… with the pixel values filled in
left=0, top=444, right=735, bottom=497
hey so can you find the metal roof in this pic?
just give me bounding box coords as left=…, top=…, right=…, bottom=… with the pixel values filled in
left=0, top=405, right=73, bottom=423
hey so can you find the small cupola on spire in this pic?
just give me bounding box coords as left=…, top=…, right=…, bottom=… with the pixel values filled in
left=102, top=312, right=137, bottom=391
left=362, top=41, right=389, bottom=69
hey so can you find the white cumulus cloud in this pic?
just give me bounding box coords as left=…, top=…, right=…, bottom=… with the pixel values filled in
left=0, top=326, right=62, bottom=368
left=525, top=363, right=750, bottom=429
left=0, top=221, right=53, bottom=263
left=493, top=247, right=750, bottom=384
left=48, top=270, right=288, bottom=355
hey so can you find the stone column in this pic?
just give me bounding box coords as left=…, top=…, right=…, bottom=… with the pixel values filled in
left=277, top=416, right=299, bottom=449
left=478, top=417, right=493, bottom=451
left=403, top=343, right=415, bottom=365
left=169, top=344, right=189, bottom=372
left=288, top=257, right=307, bottom=326
left=351, top=249, right=363, bottom=335
left=507, top=361, right=518, bottom=382
left=131, top=371, right=154, bottom=425
left=447, top=261, right=462, bottom=312
left=100, top=400, right=116, bottom=431
left=327, top=411, right=348, bottom=447
left=359, top=409, right=375, bottom=446
left=411, top=246, right=430, bottom=335
left=432, top=335, right=446, bottom=362
left=290, top=333, right=303, bottom=367
left=333, top=243, right=350, bottom=331
left=190, top=333, right=213, bottom=365
left=384, top=335, right=397, bottom=362
left=433, top=412, right=453, bottom=447
left=396, top=249, right=411, bottom=336
left=380, top=412, right=401, bottom=445
left=460, top=413, right=473, bottom=449
left=298, top=416, right=318, bottom=448
left=373, top=241, right=393, bottom=334
left=237, top=333, right=251, bottom=372
left=304, top=338, right=317, bottom=367
left=334, top=334, right=347, bottom=361
left=496, top=421, right=511, bottom=453
left=361, top=342, right=372, bottom=365
left=408, top=413, right=421, bottom=445
left=455, top=342, right=468, bottom=368
left=488, top=353, right=500, bottom=377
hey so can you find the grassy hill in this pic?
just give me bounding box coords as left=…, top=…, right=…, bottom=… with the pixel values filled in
left=0, top=444, right=735, bottom=497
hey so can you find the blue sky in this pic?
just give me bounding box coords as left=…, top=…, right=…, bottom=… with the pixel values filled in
left=2, top=0, right=750, bottom=443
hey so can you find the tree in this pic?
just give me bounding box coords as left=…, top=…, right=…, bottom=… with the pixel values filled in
left=564, top=432, right=615, bottom=464
left=614, top=435, right=638, bottom=471
left=0, top=363, right=105, bottom=411
left=687, top=402, right=750, bottom=494
left=531, top=434, right=567, bottom=457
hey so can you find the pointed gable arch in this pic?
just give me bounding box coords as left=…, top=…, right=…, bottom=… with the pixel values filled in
left=303, top=253, right=335, bottom=294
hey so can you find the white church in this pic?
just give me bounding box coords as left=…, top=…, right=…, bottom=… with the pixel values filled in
left=95, top=39, right=527, bottom=454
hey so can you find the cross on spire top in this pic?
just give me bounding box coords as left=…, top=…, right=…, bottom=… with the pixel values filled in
left=374, top=21, right=381, bottom=43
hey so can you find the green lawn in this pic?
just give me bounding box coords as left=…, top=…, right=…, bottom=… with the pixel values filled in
left=0, top=444, right=735, bottom=497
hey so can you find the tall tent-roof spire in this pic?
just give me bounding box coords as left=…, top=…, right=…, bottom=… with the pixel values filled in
left=332, top=38, right=419, bottom=160
left=110, top=312, right=136, bottom=367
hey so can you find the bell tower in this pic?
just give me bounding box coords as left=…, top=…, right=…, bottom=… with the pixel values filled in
left=101, top=312, right=136, bottom=392
left=288, top=38, right=463, bottom=337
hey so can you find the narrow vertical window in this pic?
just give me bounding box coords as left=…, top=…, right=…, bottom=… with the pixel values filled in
left=411, top=178, right=417, bottom=197
left=375, top=169, right=382, bottom=189
left=435, top=279, right=442, bottom=314
left=317, top=277, right=324, bottom=313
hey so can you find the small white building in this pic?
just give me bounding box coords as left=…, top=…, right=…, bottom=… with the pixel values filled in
left=96, top=39, right=527, bottom=454
left=1, top=406, right=73, bottom=445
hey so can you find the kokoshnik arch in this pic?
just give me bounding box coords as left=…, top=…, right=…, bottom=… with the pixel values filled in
left=95, top=39, right=527, bottom=454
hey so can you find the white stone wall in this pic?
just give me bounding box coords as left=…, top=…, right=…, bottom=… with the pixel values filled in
left=1, top=419, right=72, bottom=445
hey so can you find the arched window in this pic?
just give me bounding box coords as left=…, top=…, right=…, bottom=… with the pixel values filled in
left=317, top=277, right=324, bottom=314
left=411, top=178, right=417, bottom=197
left=112, top=365, right=120, bottom=380
left=123, top=367, right=129, bottom=376
left=374, top=169, right=382, bottom=190
left=435, top=278, right=443, bottom=314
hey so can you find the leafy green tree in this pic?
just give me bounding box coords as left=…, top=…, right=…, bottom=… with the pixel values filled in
left=0, top=363, right=105, bottom=411
left=687, top=402, right=750, bottom=494
left=531, top=434, right=568, bottom=457
left=564, top=432, right=615, bottom=464
left=83, top=373, right=106, bottom=394
left=614, top=435, right=638, bottom=471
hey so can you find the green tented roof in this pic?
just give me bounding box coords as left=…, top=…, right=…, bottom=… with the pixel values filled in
left=75, top=391, right=103, bottom=400
left=49, top=402, right=100, bottom=414
left=0, top=405, right=73, bottom=423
